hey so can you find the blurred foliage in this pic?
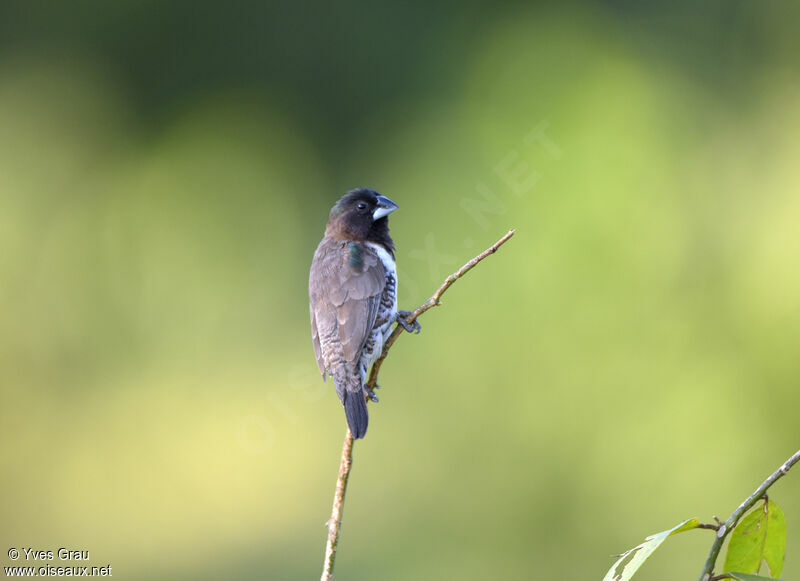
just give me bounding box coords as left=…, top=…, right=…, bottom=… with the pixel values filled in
left=1, top=1, right=799, bottom=580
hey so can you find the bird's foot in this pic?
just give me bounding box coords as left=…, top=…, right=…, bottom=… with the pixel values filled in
left=365, top=384, right=380, bottom=403
left=395, top=310, right=421, bottom=334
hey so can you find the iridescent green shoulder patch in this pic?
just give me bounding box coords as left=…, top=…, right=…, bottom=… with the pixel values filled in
left=348, top=242, right=363, bottom=269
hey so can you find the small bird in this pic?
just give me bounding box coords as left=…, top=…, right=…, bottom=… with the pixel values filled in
left=309, top=188, right=417, bottom=439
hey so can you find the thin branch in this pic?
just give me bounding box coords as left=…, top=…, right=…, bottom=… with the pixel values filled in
left=366, top=228, right=515, bottom=392
left=698, top=449, right=800, bottom=581
left=320, top=229, right=515, bottom=581
left=321, top=428, right=354, bottom=581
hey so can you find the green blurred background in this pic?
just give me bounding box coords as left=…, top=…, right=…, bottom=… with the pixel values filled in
left=1, top=1, right=799, bottom=579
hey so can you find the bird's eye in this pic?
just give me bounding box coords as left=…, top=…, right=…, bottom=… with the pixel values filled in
left=356, top=202, right=368, bottom=211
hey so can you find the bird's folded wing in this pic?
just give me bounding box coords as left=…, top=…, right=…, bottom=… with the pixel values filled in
left=310, top=240, right=385, bottom=370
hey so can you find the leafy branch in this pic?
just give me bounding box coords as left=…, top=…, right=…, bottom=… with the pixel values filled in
left=320, top=229, right=515, bottom=581
left=699, top=449, right=799, bottom=581
left=603, top=449, right=800, bottom=581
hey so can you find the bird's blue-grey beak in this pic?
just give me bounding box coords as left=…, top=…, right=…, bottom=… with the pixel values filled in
left=372, top=195, right=398, bottom=220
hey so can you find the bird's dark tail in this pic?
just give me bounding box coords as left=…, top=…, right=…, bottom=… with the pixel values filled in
left=343, top=391, right=368, bottom=439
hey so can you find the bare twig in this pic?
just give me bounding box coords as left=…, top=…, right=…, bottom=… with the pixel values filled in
left=321, top=429, right=354, bottom=581
left=698, top=449, right=800, bottom=581
left=366, top=228, right=515, bottom=392
left=320, top=229, right=515, bottom=581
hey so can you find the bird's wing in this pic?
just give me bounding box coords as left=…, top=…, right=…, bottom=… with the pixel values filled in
left=310, top=239, right=385, bottom=372
left=310, top=306, right=326, bottom=377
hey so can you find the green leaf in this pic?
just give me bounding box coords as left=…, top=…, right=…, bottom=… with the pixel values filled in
left=724, top=499, right=786, bottom=578
left=728, top=573, right=783, bottom=581
left=602, top=518, right=699, bottom=581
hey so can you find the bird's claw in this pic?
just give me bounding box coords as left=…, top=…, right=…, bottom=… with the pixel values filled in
left=365, top=385, right=380, bottom=403
left=396, top=310, right=421, bottom=334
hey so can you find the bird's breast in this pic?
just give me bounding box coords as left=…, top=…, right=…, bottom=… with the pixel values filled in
left=365, top=241, right=398, bottom=339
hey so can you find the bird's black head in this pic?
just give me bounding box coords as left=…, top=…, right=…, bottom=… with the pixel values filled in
left=325, top=188, right=398, bottom=251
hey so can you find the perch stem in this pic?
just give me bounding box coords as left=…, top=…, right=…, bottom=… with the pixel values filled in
left=320, top=229, right=515, bottom=580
